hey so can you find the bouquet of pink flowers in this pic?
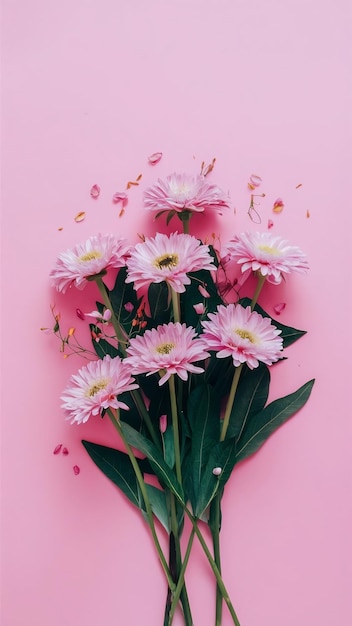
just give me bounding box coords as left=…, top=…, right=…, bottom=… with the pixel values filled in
left=46, top=170, right=314, bottom=626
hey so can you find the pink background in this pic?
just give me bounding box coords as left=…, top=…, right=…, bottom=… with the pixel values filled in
left=1, top=1, right=351, bottom=625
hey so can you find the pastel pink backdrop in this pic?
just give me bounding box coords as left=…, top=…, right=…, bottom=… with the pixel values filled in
left=1, top=1, right=351, bottom=625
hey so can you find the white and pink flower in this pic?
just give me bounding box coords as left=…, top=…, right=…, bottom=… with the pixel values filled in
left=125, top=232, right=215, bottom=293
left=50, top=234, right=130, bottom=293
left=125, top=322, right=210, bottom=385
left=224, top=231, right=308, bottom=284
left=61, top=355, right=139, bottom=425
left=144, top=173, right=231, bottom=215
left=201, top=304, right=283, bottom=369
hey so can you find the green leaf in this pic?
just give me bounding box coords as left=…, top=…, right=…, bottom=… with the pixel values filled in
left=89, top=324, right=119, bottom=359
left=166, top=210, right=177, bottom=226
left=239, top=298, right=307, bottom=348
left=236, top=379, right=315, bottom=462
left=194, top=438, right=236, bottom=518
left=120, top=422, right=185, bottom=504
left=162, top=426, right=176, bottom=469
left=187, top=384, right=220, bottom=511
left=226, top=364, right=270, bottom=440
left=148, top=282, right=170, bottom=326
left=82, top=441, right=143, bottom=509
left=144, top=484, right=170, bottom=532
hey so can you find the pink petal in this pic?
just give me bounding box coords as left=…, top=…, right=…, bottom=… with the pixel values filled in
left=73, top=465, right=80, bottom=475
left=249, top=174, right=262, bottom=187
left=148, top=152, right=163, bottom=165
left=112, top=192, right=128, bottom=204
left=76, top=308, right=85, bottom=320
left=272, top=198, right=285, bottom=213
left=103, top=309, right=112, bottom=321
left=90, top=184, right=101, bottom=199
left=62, top=447, right=69, bottom=456
left=267, top=219, right=274, bottom=229
left=198, top=285, right=211, bottom=298
left=212, top=467, right=222, bottom=476
left=273, top=302, right=286, bottom=315
left=53, top=444, right=62, bottom=455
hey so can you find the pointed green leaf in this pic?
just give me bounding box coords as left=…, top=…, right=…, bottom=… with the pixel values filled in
left=227, top=363, right=270, bottom=440
left=144, top=485, right=170, bottom=532
left=108, top=267, right=140, bottom=332
left=148, top=282, right=170, bottom=326
left=236, top=379, right=315, bottom=462
left=239, top=298, right=307, bottom=348
left=120, top=422, right=185, bottom=504
left=166, top=210, right=177, bottom=226
left=162, top=426, right=176, bottom=469
left=194, top=438, right=236, bottom=518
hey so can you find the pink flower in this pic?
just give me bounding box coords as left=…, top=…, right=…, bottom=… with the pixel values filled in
left=85, top=309, right=112, bottom=322
left=144, top=173, right=231, bottom=215
left=201, top=304, right=283, bottom=369
left=125, top=323, right=210, bottom=386
left=125, top=232, right=215, bottom=293
left=61, top=355, right=139, bottom=425
left=50, top=234, right=130, bottom=293
left=224, top=231, right=308, bottom=284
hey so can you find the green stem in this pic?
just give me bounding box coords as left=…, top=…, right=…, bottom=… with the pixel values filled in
left=184, top=509, right=241, bottom=626
left=171, top=288, right=181, bottom=324
left=251, top=273, right=266, bottom=310
left=212, top=494, right=223, bottom=626
left=169, top=495, right=193, bottom=626
left=220, top=365, right=243, bottom=442
left=107, top=409, right=175, bottom=592
left=168, top=528, right=196, bottom=625
left=168, top=375, right=182, bottom=485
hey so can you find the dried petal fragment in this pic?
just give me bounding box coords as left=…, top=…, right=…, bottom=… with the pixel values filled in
left=296, top=183, right=303, bottom=189
left=126, top=181, right=139, bottom=189
left=58, top=227, right=63, bottom=231
left=53, top=444, right=63, bottom=455
left=90, top=184, right=100, bottom=199
left=272, top=198, right=284, bottom=214
left=74, top=211, right=86, bottom=223
left=249, top=174, right=262, bottom=187
left=112, top=192, right=128, bottom=204
left=76, top=308, right=85, bottom=320
left=73, top=465, right=80, bottom=475
left=273, top=302, right=286, bottom=315
left=306, top=210, right=310, bottom=218
left=148, top=152, right=163, bottom=165
left=68, top=327, right=75, bottom=337
left=267, top=219, right=274, bottom=229
left=119, top=208, right=125, bottom=218
left=62, top=447, right=69, bottom=456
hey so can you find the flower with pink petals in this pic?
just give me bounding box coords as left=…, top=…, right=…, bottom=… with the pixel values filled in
left=50, top=234, right=130, bottom=293
left=125, top=232, right=215, bottom=293
left=61, top=355, right=139, bottom=425
left=85, top=309, right=112, bottom=323
left=224, top=231, right=308, bottom=284
left=144, top=173, right=231, bottom=215
left=201, top=304, right=283, bottom=369
left=125, top=323, right=210, bottom=386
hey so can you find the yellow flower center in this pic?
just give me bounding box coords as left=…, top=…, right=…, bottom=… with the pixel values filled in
left=79, top=250, right=103, bottom=262
left=156, top=342, right=176, bottom=355
left=86, top=378, right=110, bottom=397
left=154, top=253, right=179, bottom=270
left=234, top=328, right=257, bottom=343
left=257, top=244, right=280, bottom=255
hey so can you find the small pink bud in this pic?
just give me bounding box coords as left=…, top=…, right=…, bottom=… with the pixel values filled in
left=212, top=467, right=222, bottom=476
left=90, top=184, right=101, bottom=198
left=73, top=465, right=80, bottom=475
left=53, top=444, right=62, bottom=455
left=198, top=285, right=210, bottom=299
left=159, top=414, right=167, bottom=434
left=103, top=309, right=112, bottom=321
left=62, top=447, right=69, bottom=456
left=273, top=302, right=286, bottom=315
left=76, top=308, right=85, bottom=320
left=193, top=303, right=205, bottom=315
left=148, top=152, right=163, bottom=165
left=124, top=302, right=134, bottom=313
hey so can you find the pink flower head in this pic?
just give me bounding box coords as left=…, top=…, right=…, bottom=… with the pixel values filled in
left=144, top=173, right=231, bottom=215
left=125, top=323, right=210, bottom=386
left=125, top=232, right=215, bottom=293
left=201, top=304, right=283, bottom=369
left=50, top=234, right=130, bottom=293
left=61, top=355, right=139, bottom=425
left=224, top=231, right=308, bottom=284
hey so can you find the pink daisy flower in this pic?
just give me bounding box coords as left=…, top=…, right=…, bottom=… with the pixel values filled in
left=50, top=234, right=130, bottom=293
left=125, top=323, right=210, bottom=386
left=125, top=232, right=215, bottom=293
left=201, top=304, right=283, bottom=369
left=224, top=231, right=308, bottom=284
left=61, top=355, right=139, bottom=425
left=144, top=173, right=231, bottom=215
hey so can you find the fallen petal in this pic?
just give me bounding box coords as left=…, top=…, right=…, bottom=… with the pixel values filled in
left=53, top=444, right=62, bottom=455
left=73, top=465, right=80, bottom=475
left=90, top=184, right=100, bottom=198
left=62, top=447, right=69, bottom=456
left=198, top=285, right=211, bottom=298
left=273, top=302, right=286, bottom=315
left=250, top=174, right=262, bottom=187
left=267, top=219, right=274, bottom=229
left=306, top=209, right=310, bottom=218
left=76, top=308, right=85, bottom=320
left=272, top=198, right=284, bottom=213
left=112, top=192, right=128, bottom=204
left=74, top=211, right=86, bottom=223
left=148, top=152, right=163, bottom=165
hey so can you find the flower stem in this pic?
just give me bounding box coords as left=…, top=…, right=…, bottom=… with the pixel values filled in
left=169, top=495, right=193, bottom=626
left=168, top=528, right=196, bottom=625
left=168, top=375, right=182, bottom=485
left=212, top=495, right=223, bottom=626
left=251, top=273, right=266, bottom=310
left=107, top=408, right=175, bottom=592
left=220, top=365, right=243, bottom=442
left=171, top=288, right=181, bottom=324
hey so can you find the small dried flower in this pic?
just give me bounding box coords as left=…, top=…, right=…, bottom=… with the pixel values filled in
left=74, top=212, right=86, bottom=223
left=272, top=198, right=285, bottom=214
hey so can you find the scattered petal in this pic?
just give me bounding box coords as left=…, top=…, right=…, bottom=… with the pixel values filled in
left=62, top=447, right=69, bottom=456
left=272, top=198, right=284, bottom=214
left=126, top=181, right=139, bottom=189
left=247, top=183, right=256, bottom=190
left=159, top=414, right=167, bottom=434
left=90, top=184, right=100, bottom=199
left=212, top=467, right=222, bottom=476
left=103, top=309, right=112, bottom=321
left=53, top=444, right=63, bottom=455
left=58, top=227, right=63, bottom=231
left=148, top=152, right=163, bottom=165
left=76, top=308, right=85, bottom=320
left=273, top=302, right=287, bottom=315
left=73, top=465, right=80, bottom=475
left=136, top=174, right=142, bottom=181
left=119, top=208, right=125, bottom=218
left=68, top=327, right=75, bottom=337
left=306, top=209, right=310, bottom=218
left=267, top=219, right=274, bottom=229
left=198, top=285, right=211, bottom=298
left=193, top=302, right=205, bottom=315
left=295, top=183, right=303, bottom=189
left=112, top=192, right=128, bottom=204
left=74, top=211, right=86, bottom=223
left=250, top=174, right=262, bottom=187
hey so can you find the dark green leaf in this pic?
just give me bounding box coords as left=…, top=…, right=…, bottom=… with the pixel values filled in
left=166, top=210, right=177, bottom=226
left=226, top=364, right=270, bottom=440
left=239, top=298, right=307, bottom=348
left=89, top=324, right=120, bottom=359
left=236, top=379, right=315, bottom=462
left=194, top=438, right=236, bottom=518
left=162, top=426, right=176, bottom=469
left=108, top=267, right=140, bottom=332
left=148, top=282, right=170, bottom=326
left=144, top=485, right=170, bottom=532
